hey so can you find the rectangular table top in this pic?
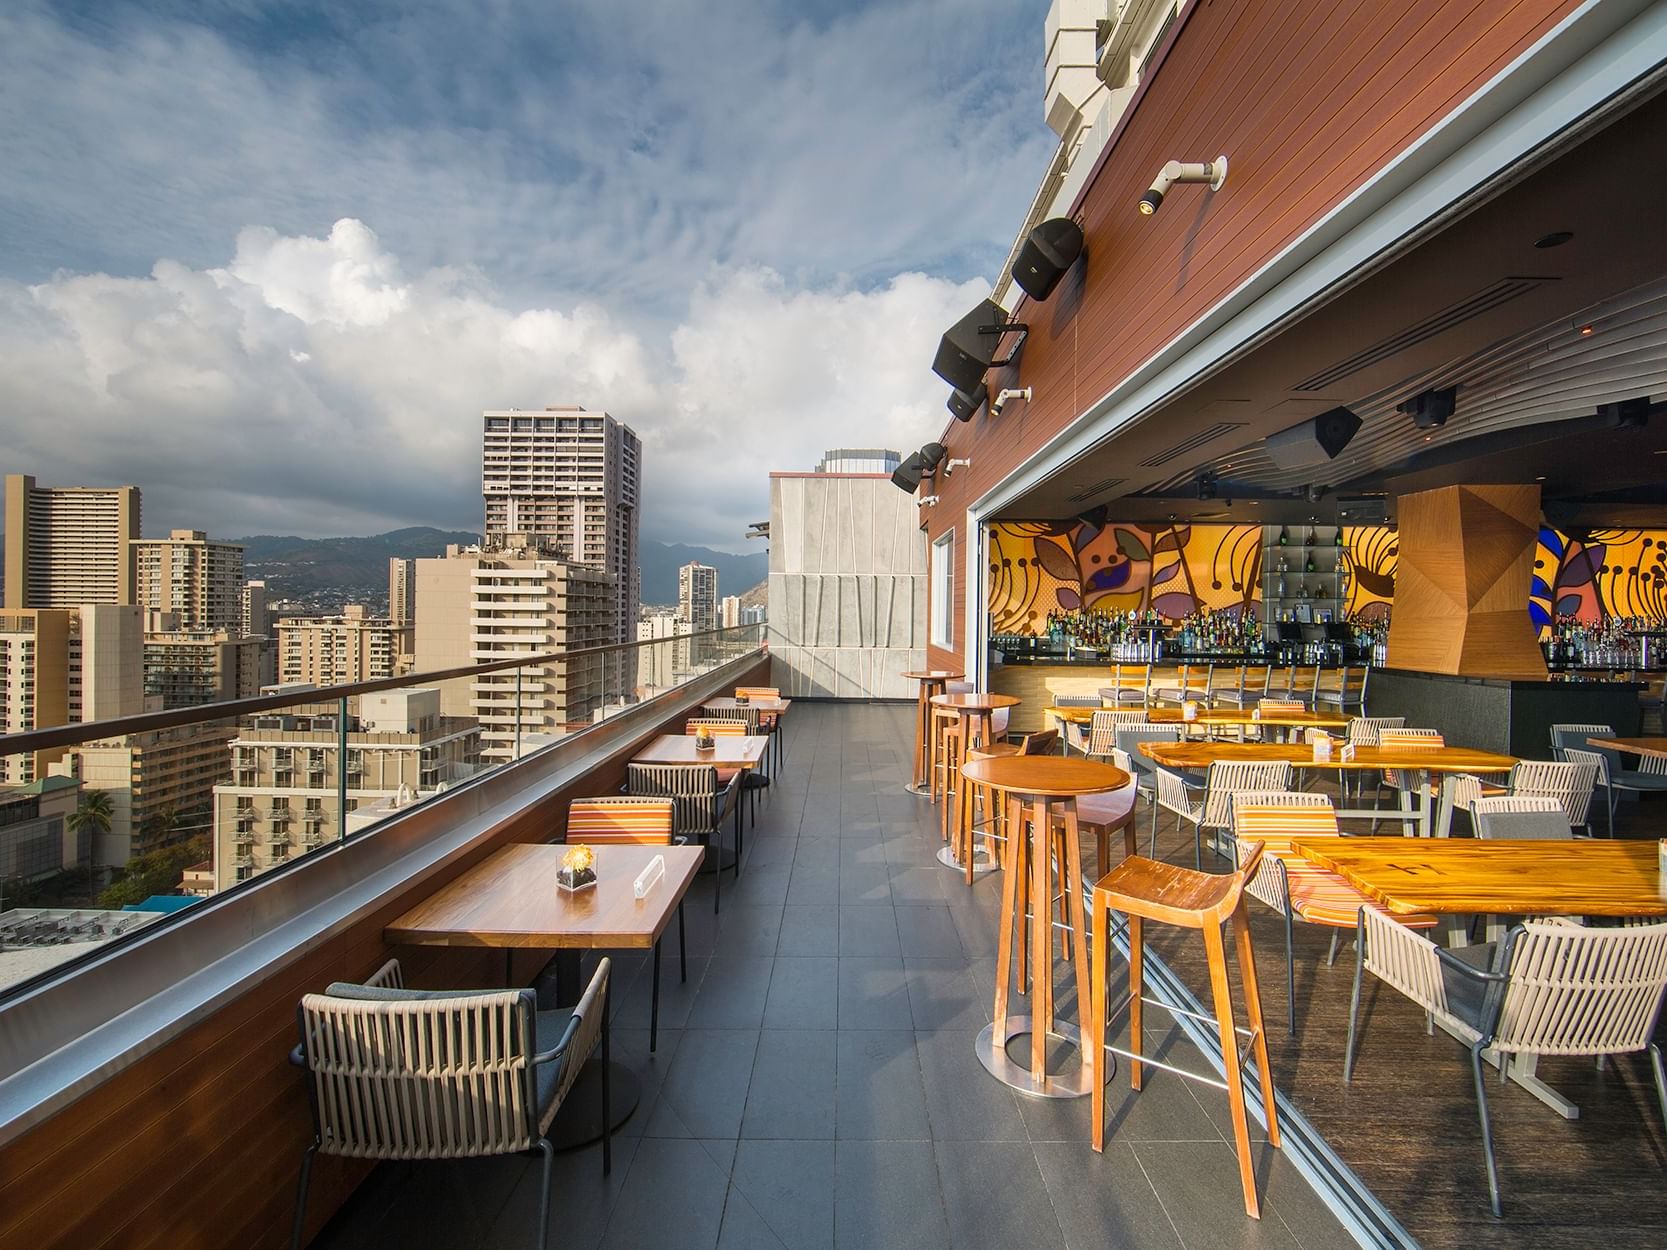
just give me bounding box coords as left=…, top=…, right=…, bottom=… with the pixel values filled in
left=632, top=734, right=769, bottom=767
left=703, top=697, right=792, bottom=714
left=1140, top=740, right=1516, bottom=774
left=1045, top=705, right=1347, bottom=728
left=1589, top=736, right=1667, bottom=759
left=1291, top=835, right=1667, bottom=918
left=386, top=843, right=704, bottom=949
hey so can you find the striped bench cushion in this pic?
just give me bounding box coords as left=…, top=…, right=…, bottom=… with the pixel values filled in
left=686, top=720, right=748, bottom=735
left=1283, top=860, right=1438, bottom=929
left=568, top=798, right=675, bottom=844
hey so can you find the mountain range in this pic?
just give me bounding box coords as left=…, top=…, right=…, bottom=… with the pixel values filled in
left=231, top=527, right=766, bottom=607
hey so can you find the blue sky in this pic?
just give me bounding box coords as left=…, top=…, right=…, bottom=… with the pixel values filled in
left=0, top=0, right=1053, bottom=548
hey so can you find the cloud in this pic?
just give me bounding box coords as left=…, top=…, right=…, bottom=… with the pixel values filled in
left=0, top=219, right=983, bottom=547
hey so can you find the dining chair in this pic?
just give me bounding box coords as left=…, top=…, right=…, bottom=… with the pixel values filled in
left=1080, top=709, right=1148, bottom=759
left=1505, top=758, right=1601, bottom=836
left=1109, top=724, right=1183, bottom=851
left=1342, top=716, right=1404, bottom=802
left=686, top=717, right=760, bottom=826
left=289, top=957, right=611, bottom=1250
left=1371, top=728, right=1444, bottom=829
left=627, top=762, right=741, bottom=913
left=567, top=797, right=684, bottom=1051
left=1156, top=759, right=1292, bottom=868
left=1563, top=745, right=1667, bottom=837
left=736, top=688, right=785, bottom=774
left=1468, top=795, right=1572, bottom=840
left=1058, top=698, right=1121, bottom=755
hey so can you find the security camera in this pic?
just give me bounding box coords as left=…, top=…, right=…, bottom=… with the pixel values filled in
left=942, top=459, right=972, bottom=477
left=1138, top=156, right=1228, bottom=216
left=991, top=388, right=1031, bottom=417
left=917, top=495, right=940, bottom=508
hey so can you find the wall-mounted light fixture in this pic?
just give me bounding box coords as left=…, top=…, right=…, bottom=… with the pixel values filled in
left=942, top=458, right=972, bottom=477
left=991, top=387, right=1031, bottom=417
left=1398, top=386, right=1457, bottom=430
left=1138, top=156, right=1227, bottom=216
left=917, top=495, right=940, bottom=508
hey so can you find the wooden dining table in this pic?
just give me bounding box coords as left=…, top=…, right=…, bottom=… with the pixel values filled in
left=1141, top=739, right=1517, bottom=836
left=631, top=733, right=769, bottom=769
left=387, top=842, right=704, bottom=1143
left=1588, top=736, right=1667, bottom=760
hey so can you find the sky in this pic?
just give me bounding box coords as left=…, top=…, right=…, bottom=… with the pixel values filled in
left=0, top=0, right=1054, bottom=551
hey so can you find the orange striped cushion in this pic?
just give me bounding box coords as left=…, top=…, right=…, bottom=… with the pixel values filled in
left=687, top=719, right=748, bottom=735
left=1284, top=862, right=1438, bottom=929
left=1257, top=700, right=1306, bottom=715
left=568, top=798, right=674, bottom=845
left=736, top=687, right=779, bottom=698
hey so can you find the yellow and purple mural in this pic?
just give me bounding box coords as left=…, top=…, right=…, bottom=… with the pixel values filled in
left=1532, top=527, right=1667, bottom=638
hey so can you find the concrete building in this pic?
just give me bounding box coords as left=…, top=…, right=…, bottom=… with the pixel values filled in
left=720, top=595, right=742, bottom=629
left=741, top=604, right=766, bottom=626
left=277, top=605, right=409, bottom=686
left=481, top=406, right=641, bottom=643
left=767, top=471, right=925, bottom=698
left=211, top=689, right=481, bottom=890
left=0, top=775, right=85, bottom=886
left=635, top=611, right=692, bottom=694
left=133, top=530, right=245, bottom=632
left=678, top=563, right=718, bottom=631
left=815, top=449, right=902, bottom=474
left=242, top=579, right=276, bottom=687
left=57, top=722, right=237, bottom=867
left=3, top=474, right=141, bottom=609
left=142, top=627, right=263, bottom=709
left=388, top=558, right=416, bottom=627
left=0, top=605, right=145, bottom=784
left=413, top=537, right=615, bottom=762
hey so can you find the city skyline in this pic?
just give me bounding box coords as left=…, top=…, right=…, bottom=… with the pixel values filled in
left=0, top=1, right=1053, bottom=551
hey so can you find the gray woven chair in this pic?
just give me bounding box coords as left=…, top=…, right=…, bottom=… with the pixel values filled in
left=627, top=761, right=741, bottom=912
left=289, top=956, right=610, bottom=1250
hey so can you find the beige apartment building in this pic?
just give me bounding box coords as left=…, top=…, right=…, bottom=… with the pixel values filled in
left=277, top=605, right=410, bottom=686
left=389, top=558, right=416, bottom=628
left=413, top=537, right=615, bottom=762
left=0, top=605, right=144, bottom=784
left=142, top=626, right=263, bottom=709
left=635, top=610, right=693, bottom=695
left=3, top=474, right=142, bottom=610
left=133, top=530, right=245, bottom=632
left=210, top=689, right=481, bottom=889
left=481, top=406, right=640, bottom=643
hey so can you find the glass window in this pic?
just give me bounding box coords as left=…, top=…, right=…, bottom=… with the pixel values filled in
left=930, top=531, right=955, bottom=649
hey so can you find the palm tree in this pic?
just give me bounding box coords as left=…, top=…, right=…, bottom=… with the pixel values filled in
left=67, top=790, right=114, bottom=903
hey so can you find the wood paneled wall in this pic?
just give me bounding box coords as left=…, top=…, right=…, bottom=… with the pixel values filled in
left=923, top=0, right=1582, bottom=675
left=1385, top=484, right=1548, bottom=677
left=0, top=658, right=770, bottom=1250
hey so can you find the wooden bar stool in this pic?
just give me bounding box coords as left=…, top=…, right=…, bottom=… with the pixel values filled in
left=931, top=693, right=1020, bottom=846
left=1088, top=843, right=1280, bottom=1218
left=955, top=729, right=1060, bottom=883
left=903, top=671, right=962, bottom=795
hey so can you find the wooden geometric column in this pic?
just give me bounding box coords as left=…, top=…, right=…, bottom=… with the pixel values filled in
left=1385, top=483, right=1548, bottom=678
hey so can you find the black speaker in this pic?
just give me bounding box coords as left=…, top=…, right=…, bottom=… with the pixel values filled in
left=891, top=452, right=925, bottom=493
left=1262, top=406, right=1362, bottom=469
left=946, top=385, right=985, bottom=423
left=920, top=443, right=948, bottom=473
left=1398, top=387, right=1456, bottom=430
left=1011, top=218, right=1084, bottom=301
left=932, top=299, right=1008, bottom=393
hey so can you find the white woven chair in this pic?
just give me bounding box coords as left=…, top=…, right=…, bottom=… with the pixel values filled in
left=1081, top=708, right=1147, bottom=758
left=1505, top=759, right=1600, bottom=835
left=1565, top=745, right=1667, bottom=838
left=290, top=957, right=611, bottom=1250
left=1370, top=728, right=1444, bottom=829
left=627, top=762, right=742, bottom=913
left=1340, top=716, right=1404, bottom=802
left=1052, top=695, right=1104, bottom=755
left=1468, top=794, right=1572, bottom=840
left=1155, top=759, right=1291, bottom=868
left=1110, top=724, right=1183, bottom=849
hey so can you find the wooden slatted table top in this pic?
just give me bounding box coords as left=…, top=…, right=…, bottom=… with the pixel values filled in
left=902, top=670, right=964, bottom=681
left=1140, top=740, right=1516, bottom=773
left=930, top=692, right=1022, bottom=711
left=1290, top=836, right=1667, bottom=918
left=632, top=734, right=769, bottom=767
left=386, top=843, right=704, bottom=949
left=960, top=755, right=1131, bottom=798
left=1589, top=736, right=1667, bottom=759
left=703, top=696, right=792, bottom=714
left=1044, top=706, right=1346, bottom=728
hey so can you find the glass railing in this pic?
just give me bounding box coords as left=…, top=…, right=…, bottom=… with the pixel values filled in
left=0, top=622, right=765, bottom=999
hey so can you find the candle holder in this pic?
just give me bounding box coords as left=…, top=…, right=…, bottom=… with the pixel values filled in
left=556, top=844, right=597, bottom=892
left=694, top=730, right=715, bottom=751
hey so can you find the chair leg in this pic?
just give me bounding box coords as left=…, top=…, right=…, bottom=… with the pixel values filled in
left=1470, top=1042, right=1501, bottom=1217
left=1205, top=922, right=1261, bottom=1219
left=1326, top=929, right=1342, bottom=966
left=290, top=1144, right=317, bottom=1250
left=678, top=903, right=687, bottom=983
left=1090, top=893, right=1109, bottom=1152
left=1232, top=907, right=1280, bottom=1150
left=650, top=939, right=661, bottom=1054
left=1650, top=1043, right=1667, bottom=1139
left=1283, top=908, right=1296, bottom=1036
left=601, top=1011, right=613, bottom=1175
left=1344, top=912, right=1365, bottom=1084
left=534, top=1139, right=555, bottom=1250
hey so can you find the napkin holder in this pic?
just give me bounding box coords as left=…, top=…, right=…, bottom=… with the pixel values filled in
left=634, top=854, right=667, bottom=899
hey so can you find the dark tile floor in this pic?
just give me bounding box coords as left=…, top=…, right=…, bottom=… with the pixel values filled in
left=314, top=702, right=1354, bottom=1250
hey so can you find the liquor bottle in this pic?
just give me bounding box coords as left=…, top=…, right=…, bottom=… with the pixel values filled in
left=1278, top=527, right=1288, bottom=547
left=1305, top=554, right=1315, bottom=574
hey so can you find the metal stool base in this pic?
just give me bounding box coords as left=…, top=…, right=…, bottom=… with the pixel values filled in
left=905, top=781, right=934, bottom=796
left=936, top=844, right=997, bottom=875
left=976, top=1017, right=1097, bottom=1099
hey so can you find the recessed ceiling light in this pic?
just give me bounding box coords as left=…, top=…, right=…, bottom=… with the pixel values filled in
left=1578, top=323, right=1595, bottom=336
left=1423, top=435, right=1432, bottom=442
left=1534, top=231, right=1574, bottom=249
left=1535, top=475, right=1546, bottom=481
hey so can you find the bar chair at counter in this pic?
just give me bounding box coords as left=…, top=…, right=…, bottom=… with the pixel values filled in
left=289, top=957, right=612, bottom=1250
left=928, top=680, right=977, bottom=807
left=1214, top=664, right=1272, bottom=711
left=1088, top=843, right=1280, bottom=1218
left=1101, top=662, right=1152, bottom=709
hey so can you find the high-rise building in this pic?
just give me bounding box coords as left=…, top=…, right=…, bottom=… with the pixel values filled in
left=242, top=579, right=276, bottom=687
left=3, top=474, right=141, bottom=609
left=815, top=448, right=902, bottom=474
left=679, top=563, right=718, bottom=632
left=635, top=611, right=692, bottom=693
left=142, top=627, right=263, bottom=709
left=211, top=689, right=481, bottom=890
left=741, top=604, right=766, bottom=626
left=0, top=605, right=145, bottom=784
left=413, top=537, right=616, bottom=762
left=133, top=529, right=245, bottom=632
left=481, top=406, right=640, bottom=643
left=389, top=558, right=416, bottom=627
left=277, top=605, right=410, bottom=686
left=720, top=595, right=742, bottom=628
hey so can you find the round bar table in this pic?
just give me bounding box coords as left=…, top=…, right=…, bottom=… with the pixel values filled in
left=903, top=670, right=964, bottom=795
left=961, top=755, right=1131, bottom=1099
left=929, top=692, right=1022, bottom=867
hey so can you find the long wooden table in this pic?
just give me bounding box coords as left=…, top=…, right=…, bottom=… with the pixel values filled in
left=1141, top=740, right=1517, bottom=836
left=631, top=734, right=769, bottom=768
left=1589, top=736, right=1667, bottom=760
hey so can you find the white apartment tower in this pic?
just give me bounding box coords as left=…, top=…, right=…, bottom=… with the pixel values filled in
left=679, top=562, right=719, bottom=632
left=389, top=558, right=416, bottom=627
left=133, top=529, right=246, bottom=632
left=481, top=407, right=640, bottom=644
left=3, top=474, right=142, bottom=609
left=277, top=605, right=409, bottom=686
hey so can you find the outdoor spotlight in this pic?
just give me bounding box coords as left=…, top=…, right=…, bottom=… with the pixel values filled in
left=891, top=452, right=926, bottom=494
left=1305, top=484, right=1327, bottom=503
left=1398, top=386, right=1457, bottom=430
left=1138, top=156, right=1228, bottom=216
left=942, top=458, right=972, bottom=477
left=991, top=387, right=1031, bottom=417
left=919, top=443, right=948, bottom=474
left=947, top=385, right=987, bottom=422
left=917, top=495, right=940, bottom=508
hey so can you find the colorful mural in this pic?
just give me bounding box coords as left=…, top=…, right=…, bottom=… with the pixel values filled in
left=1532, top=527, right=1667, bottom=638
left=1341, top=526, right=1397, bottom=621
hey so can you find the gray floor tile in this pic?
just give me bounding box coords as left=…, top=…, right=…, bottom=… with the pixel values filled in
left=777, top=904, right=840, bottom=956
left=839, top=836, right=887, bottom=867
left=838, top=905, right=900, bottom=956
left=786, top=865, right=840, bottom=905
left=1032, top=1141, right=1185, bottom=1250
left=887, top=864, right=950, bottom=903
left=688, top=957, right=776, bottom=1029
left=714, top=905, right=785, bottom=957
left=894, top=904, right=964, bottom=957
left=614, top=955, right=711, bottom=1032
left=1133, top=1140, right=1304, bottom=1249
left=903, top=958, right=990, bottom=1032
left=727, top=866, right=792, bottom=906
left=833, top=1139, right=951, bottom=1250
left=838, top=865, right=893, bottom=904
left=599, top=1138, right=733, bottom=1250
left=644, top=1029, right=760, bottom=1139
left=836, top=956, right=914, bottom=1030
left=834, top=1029, right=931, bottom=1140
left=726, top=1140, right=836, bottom=1250
left=914, top=1027, right=1029, bottom=1142
left=936, top=1140, right=1066, bottom=1250
left=763, top=955, right=839, bottom=1030
left=743, top=1029, right=836, bottom=1140
left=483, top=1137, right=639, bottom=1250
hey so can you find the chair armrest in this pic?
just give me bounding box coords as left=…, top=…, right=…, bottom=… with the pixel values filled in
left=288, top=1042, right=306, bottom=1068
left=532, top=1009, right=583, bottom=1067
left=1433, top=944, right=1507, bottom=984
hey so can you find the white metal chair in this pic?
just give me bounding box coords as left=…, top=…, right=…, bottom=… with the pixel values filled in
left=1468, top=794, right=1572, bottom=840
left=1156, top=760, right=1292, bottom=868
left=290, top=956, right=611, bottom=1250
left=1315, top=665, right=1370, bottom=717
left=627, top=762, right=742, bottom=913
left=1080, top=708, right=1148, bottom=758
left=1053, top=695, right=1105, bottom=755
left=1504, top=758, right=1601, bottom=836
left=1111, top=724, right=1184, bottom=851
left=1564, top=745, right=1667, bottom=838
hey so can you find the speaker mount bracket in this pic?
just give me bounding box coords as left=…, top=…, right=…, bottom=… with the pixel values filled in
left=980, top=323, right=1030, bottom=367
